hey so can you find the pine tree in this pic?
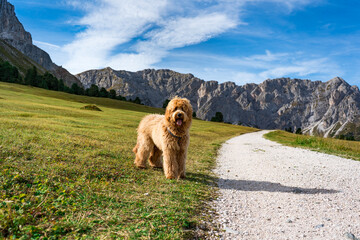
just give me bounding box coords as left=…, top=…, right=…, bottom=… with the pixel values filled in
left=211, top=112, right=224, bottom=122
left=99, top=87, right=109, bottom=98
left=88, top=84, right=100, bottom=97
left=58, top=79, right=65, bottom=91
left=109, top=89, right=117, bottom=99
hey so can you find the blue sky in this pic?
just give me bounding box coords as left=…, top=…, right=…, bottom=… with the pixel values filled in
left=9, top=0, right=360, bottom=86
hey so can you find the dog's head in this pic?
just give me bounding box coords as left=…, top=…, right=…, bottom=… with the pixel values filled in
left=165, top=97, right=193, bottom=130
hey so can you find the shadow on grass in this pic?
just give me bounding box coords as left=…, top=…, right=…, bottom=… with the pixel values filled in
left=186, top=172, right=339, bottom=194
left=185, top=172, right=217, bottom=186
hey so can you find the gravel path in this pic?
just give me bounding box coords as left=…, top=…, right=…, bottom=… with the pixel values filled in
left=211, top=130, right=360, bottom=240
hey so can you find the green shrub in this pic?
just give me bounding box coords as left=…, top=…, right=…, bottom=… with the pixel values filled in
left=109, top=89, right=117, bottom=99
left=162, top=99, right=170, bottom=108
left=80, top=104, right=102, bottom=111
left=99, top=87, right=109, bottom=98
left=210, top=112, right=223, bottom=122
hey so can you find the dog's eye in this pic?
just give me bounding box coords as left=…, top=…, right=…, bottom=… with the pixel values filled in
left=174, top=107, right=178, bottom=110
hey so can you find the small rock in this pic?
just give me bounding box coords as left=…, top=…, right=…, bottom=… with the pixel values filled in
left=293, top=188, right=304, bottom=194
left=287, top=219, right=293, bottom=223
left=345, top=232, right=359, bottom=240
left=314, top=224, right=324, bottom=229
left=224, top=227, right=240, bottom=234
left=199, top=223, right=207, bottom=230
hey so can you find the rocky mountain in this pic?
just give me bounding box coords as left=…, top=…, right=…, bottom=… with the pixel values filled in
left=77, top=67, right=360, bottom=140
left=0, top=0, right=82, bottom=87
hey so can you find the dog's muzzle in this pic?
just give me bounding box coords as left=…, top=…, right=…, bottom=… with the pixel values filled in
left=175, top=112, right=184, bottom=126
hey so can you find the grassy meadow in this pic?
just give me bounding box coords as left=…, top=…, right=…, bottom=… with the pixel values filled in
left=264, top=130, right=360, bottom=161
left=0, top=82, right=257, bottom=239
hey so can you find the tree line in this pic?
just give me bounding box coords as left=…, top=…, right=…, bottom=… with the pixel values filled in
left=0, top=61, right=142, bottom=104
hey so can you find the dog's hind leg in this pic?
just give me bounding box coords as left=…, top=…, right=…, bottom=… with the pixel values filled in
left=149, top=145, right=162, bottom=168
left=134, top=138, right=153, bottom=169
left=132, top=143, right=138, bottom=154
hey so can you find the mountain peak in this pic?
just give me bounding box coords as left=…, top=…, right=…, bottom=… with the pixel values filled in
left=328, top=76, right=345, bottom=83
left=326, top=77, right=350, bottom=89
left=0, top=0, right=83, bottom=87
left=0, top=0, right=11, bottom=12
left=0, top=0, right=32, bottom=44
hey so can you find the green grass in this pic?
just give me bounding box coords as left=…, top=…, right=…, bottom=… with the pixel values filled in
left=0, top=82, right=257, bottom=239
left=264, top=130, right=360, bottom=161
left=0, top=40, right=47, bottom=76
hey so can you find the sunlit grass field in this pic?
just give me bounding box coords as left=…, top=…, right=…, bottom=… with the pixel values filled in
left=0, top=82, right=257, bottom=239
left=264, top=130, right=360, bottom=161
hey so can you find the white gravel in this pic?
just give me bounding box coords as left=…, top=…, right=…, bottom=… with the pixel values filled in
left=211, top=130, right=360, bottom=240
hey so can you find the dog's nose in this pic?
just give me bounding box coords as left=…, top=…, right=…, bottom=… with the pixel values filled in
left=177, top=113, right=183, bottom=118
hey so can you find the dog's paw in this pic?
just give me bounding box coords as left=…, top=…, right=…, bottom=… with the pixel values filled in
left=166, top=175, right=176, bottom=179
left=150, top=164, right=163, bottom=169
left=134, top=163, right=147, bottom=169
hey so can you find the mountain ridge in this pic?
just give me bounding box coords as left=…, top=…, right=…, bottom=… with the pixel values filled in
left=0, top=0, right=82, bottom=87
left=77, top=67, right=360, bottom=140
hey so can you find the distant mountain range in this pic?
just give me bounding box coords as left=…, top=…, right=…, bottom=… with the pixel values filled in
left=1, top=0, right=359, bottom=140
left=0, top=0, right=82, bottom=87
left=77, top=68, right=360, bottom=140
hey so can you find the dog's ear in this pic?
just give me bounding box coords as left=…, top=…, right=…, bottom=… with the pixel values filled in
left=165, top=101, right=173, bottom=122
left=183, top=99, right=193, bottom=119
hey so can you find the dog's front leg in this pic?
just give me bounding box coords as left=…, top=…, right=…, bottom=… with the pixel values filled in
left=163, top=149, right=179, bottom=179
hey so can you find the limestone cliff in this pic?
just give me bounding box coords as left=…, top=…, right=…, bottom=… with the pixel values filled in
left=0, top=0, right=82, bottom=87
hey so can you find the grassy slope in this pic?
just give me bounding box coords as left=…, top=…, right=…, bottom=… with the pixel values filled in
left=0, top=82, right=257, bottom=239
left=264, top=130, right=360, bottom=161
left=0, top=40, right=47, bottom=76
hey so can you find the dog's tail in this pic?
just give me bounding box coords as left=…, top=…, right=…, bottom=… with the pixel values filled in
left=132, top=143, right=138, bottom=154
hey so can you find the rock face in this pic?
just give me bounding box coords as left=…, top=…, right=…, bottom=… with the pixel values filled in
left=0, top=0, right=82, bottom=87
left=77, top=68, right=360, bottom=140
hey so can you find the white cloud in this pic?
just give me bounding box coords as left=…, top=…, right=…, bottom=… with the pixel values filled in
left=107, top=52, right=164, bottom=72
left=168, top=50, right=341, bottom=84
left=106, top=13, right=237, bottom=71
left=244, top=50, right=288, bottom=62
left=249, top=0, right=323, bottom=12
left=58, top=0, right=322, bottom=74
left=63, top=0, right=167, bottom=73
left=232, top=71, right=262, bottom=84
left=258, top=57, right=341, bottom=80
left=34, top=40, right=61, bottom=49
left=138, top=13, right=236, bottom=51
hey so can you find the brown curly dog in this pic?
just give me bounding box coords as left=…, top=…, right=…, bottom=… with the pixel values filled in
left=133, top=97, right=193, bottom=179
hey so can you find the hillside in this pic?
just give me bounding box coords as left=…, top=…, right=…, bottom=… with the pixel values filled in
left=0, top=81, right=256, bottom=238
left=0, top=0, right=82, bottom=87
left=77, top=68, right=360, bottom=140
left=0, top=39, right=47, bottom=75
